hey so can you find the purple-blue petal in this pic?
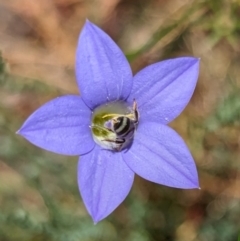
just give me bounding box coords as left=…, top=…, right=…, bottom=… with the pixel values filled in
left=17, top=95, right=94, bottom=156
left=122, top=122, right=199, bottom=189
left=76, top=20, right=133, bottom=109
left=78, top=146, right=134, bottom=223
left=128, top=57, right=199, bottom=124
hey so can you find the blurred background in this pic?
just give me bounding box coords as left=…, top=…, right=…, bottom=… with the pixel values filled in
left=0, top=0, right=240, bottom=240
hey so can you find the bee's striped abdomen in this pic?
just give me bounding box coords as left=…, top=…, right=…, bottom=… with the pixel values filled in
left=114, top=116, right=131, bottom=136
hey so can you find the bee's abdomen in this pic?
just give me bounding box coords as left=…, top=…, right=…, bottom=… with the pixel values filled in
left=114, top=117, right=131, bottom=136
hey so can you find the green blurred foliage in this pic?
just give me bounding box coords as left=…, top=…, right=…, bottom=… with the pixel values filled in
left=1, top=0, right=240, bottom=240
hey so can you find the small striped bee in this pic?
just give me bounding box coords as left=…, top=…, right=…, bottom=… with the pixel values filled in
left=102, top=99, right=139, bottom=151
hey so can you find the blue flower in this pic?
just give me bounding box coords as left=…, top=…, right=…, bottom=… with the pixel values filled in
left=18, top=20, right=200, bottom=223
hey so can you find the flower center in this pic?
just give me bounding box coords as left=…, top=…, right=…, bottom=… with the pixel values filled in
left=91, top=100, right=139, bottom=152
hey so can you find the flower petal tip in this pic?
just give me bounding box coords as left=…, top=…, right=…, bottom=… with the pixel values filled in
left=16, top=128, right=25, bottom=136
left=187, top=178, right=200, bottom=189
left=181, top=56, right=200, bottom=67
left=83, top=19, right=98, bottom=33
left=185, top=56, right=200, bottom=65
left=84, top=19, right=93, bottom=28
left=195, top=57, right=200, bottom=64
left=92, top=215, right=102, bottom=224
left=92, top=216, right=99, bottom=225
left=183, top=172, right=199, bottom=189
left=172, top=178, right=199, bottom=190
left=192, top=57, right=200, bottom=68
left=85, top=19, right=96, bottom=28
left=192, top=183, right=200, bottom=190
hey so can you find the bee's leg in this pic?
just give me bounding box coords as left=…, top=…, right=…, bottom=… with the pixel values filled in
left=115, top=138, right=125, bottom=151
left=116, top=138, right=125, bottom=144
left=104, top=127, right=114, bottom=133
left=103, top=138, right=125, bottom=152
left=103, top=138, right=125, bottom=144
left=133, top=99, right=139, bottom=124
left=112, top=118, right=119, bottom=124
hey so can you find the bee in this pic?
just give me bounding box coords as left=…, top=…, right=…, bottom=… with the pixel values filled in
left=101, top=99, right=139, bottom=151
